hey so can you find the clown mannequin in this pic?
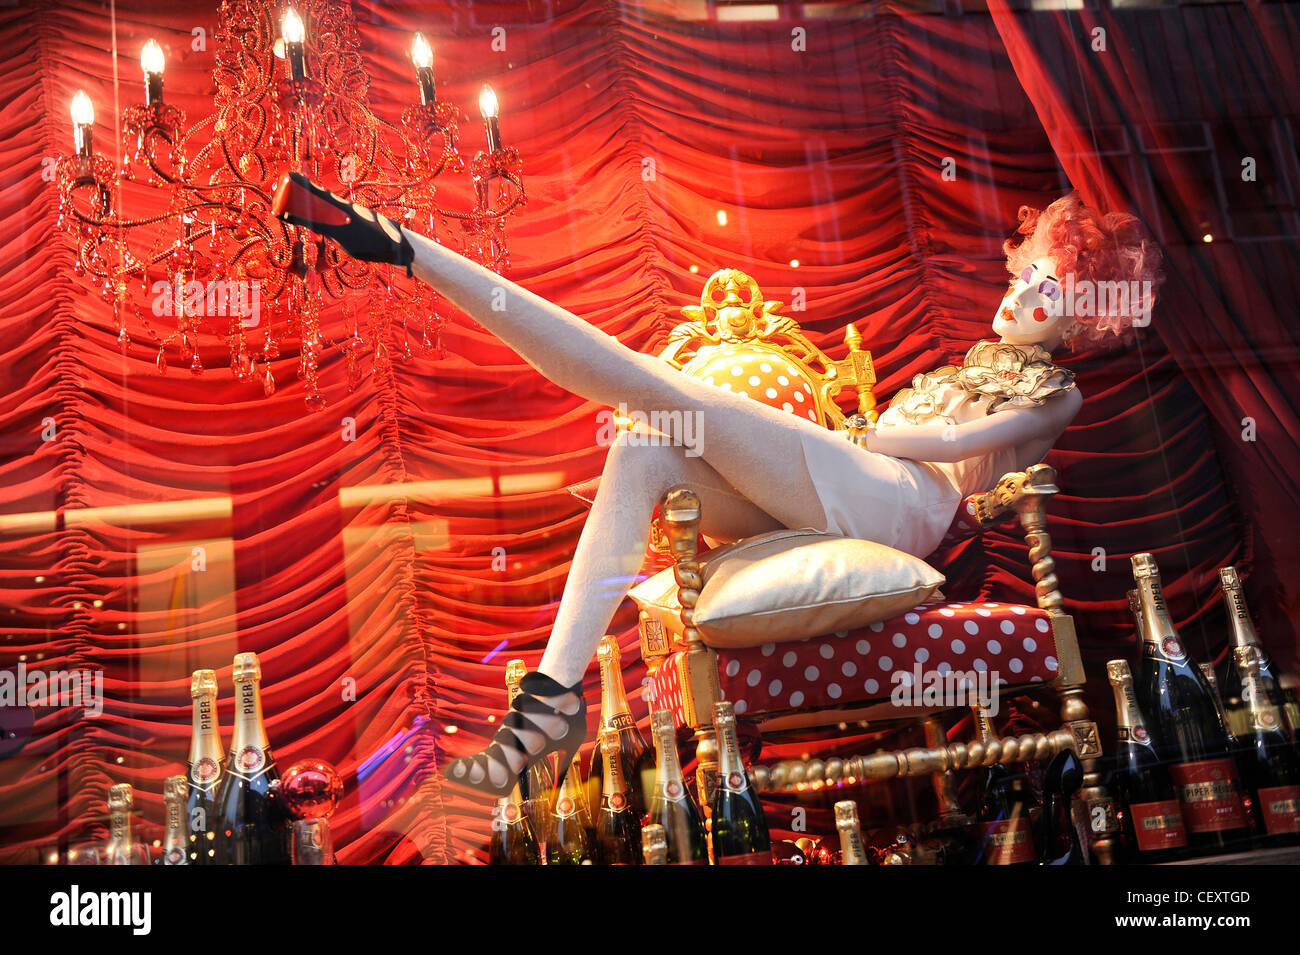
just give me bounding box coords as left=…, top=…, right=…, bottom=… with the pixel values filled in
left=274, top=177, right=1161, bottom=796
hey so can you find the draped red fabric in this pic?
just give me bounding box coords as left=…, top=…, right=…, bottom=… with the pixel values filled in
left=0, top=0, right=1290, bottom=863
left=987, top=0, right=1300, bottom=666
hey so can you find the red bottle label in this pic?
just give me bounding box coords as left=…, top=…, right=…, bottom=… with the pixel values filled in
left=1129, top=799, right=1188, bottom=851
left=982, top=818, right=1035, bottom=865
left=1169, top=759, right=1247, bottom=832
left=1257, top=785, right=1300, bottom=835
left=717, top=850, right=774, bottom=865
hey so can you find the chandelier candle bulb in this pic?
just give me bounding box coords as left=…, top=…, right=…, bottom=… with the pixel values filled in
left=70, top=90, right=94, bottom=156
left=141, top=40, right=165, bottom=106
left=411, top=33, right=436, bottom=105
left=479, top=84, right=502, bottom=153
left=282, top=8, right=308, bottom=82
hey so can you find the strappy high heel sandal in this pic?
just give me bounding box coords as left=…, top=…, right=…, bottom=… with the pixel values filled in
left=443, top=671, right=587, bottom=799
left=271, top=171, right=415, bottom=272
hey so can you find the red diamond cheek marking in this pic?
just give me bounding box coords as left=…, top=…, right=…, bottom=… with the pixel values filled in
left=1032, top=307, right=1049, bottom=323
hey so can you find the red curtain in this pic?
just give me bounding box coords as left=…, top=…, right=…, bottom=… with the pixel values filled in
left=0, top=0, right=1292, bottom=863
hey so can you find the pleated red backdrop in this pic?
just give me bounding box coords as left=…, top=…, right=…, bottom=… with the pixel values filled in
left=0, top=0, right=1295, bottom=862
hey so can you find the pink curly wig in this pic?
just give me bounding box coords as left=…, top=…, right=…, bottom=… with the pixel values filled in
left=1004, top=193, right=1163, bottom=349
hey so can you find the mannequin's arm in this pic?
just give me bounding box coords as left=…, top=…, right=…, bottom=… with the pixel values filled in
left=863, top=388, right=1082, bottom=463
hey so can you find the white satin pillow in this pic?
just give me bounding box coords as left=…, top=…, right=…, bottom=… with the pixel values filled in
left=628, top=529, right=944, bottom=649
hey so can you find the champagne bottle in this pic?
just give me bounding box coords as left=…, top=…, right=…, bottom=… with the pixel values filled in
left=488, top=785, right=541, bottom=865
left=186, top=668, right=224, bottom=865
left=587, top=635, right=655, bottom=817
left=1233, top=647, right=1300, bottom=844
left=1131, top=554, right=1249, bottom=851
left=641, top=823, right=667, bottom=865
left=1218, top=567, right=1287, bottom=739
left=104, top=783, right=140, bottom=865
left=548, top=754, right=598, bottom=864
left=1106, top=660, right=1189, bottom=861
left=504, top=659, right=554, bottom=847
left=594, top=727, right=642, bottom=864
left=709, top=701, right=771, bottom=864
left=972, top=706, right=1036, bottom=865
left=162, top=775, right=189, bottom=865
left=834, top=800, right=869, bottom=865
left=647, top=709, right=708, bottom=864
left=213, top=652, right=290, bottom=865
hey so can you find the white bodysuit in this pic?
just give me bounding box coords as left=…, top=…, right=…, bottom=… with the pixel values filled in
left=796, top=340, right=1076, bottom=557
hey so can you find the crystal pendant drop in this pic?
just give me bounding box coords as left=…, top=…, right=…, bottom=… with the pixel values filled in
left=262, top=365, right=276, bottom=397
left=156, top=348, right=168, bottom=375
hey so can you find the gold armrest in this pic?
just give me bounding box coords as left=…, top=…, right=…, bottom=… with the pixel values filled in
left=971, top=462, right=1059, bottom=527
left=972, top=463, right=1065, bottom=617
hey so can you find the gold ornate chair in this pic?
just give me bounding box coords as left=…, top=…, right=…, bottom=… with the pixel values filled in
left=632, top=269, right=1117, bottom=863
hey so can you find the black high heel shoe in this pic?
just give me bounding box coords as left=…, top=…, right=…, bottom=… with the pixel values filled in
left=271, top=172, right=415, bottom=273
left=443, top=671, right=587, bottom=799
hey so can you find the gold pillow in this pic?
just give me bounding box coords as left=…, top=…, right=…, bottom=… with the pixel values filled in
left=628, top=529, right=945, bottom=649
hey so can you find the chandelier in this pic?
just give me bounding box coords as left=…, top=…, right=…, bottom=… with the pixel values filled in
left=55, top=0, right=526, bottom=410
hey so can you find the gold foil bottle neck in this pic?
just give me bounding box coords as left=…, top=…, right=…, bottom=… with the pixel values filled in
left=834, top=799, right=860, bottom=827
left=164, top=774, right=187, bottom=802
left=108, top=783, right=133, bottom=813
left=650, top=709, right=675, bottom=739
left=1130, top=553, right=1159, bottom=580
left=641, top=823, right=667, bottom=863
left=1106, top=659, right=1133, bottom=684
left=712, top=700, right=736, bottom=728
left=596, top=635, right=620, bottom=668
left=231, top=652, right=261, bottom=684
left=504, top=659, right=527, bottom=693
left=190, top=668, right=218, bottom=698
left=1232, top=645, right=1263, bottom=671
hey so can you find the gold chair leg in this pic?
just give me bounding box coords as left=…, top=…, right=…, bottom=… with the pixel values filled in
left=659, top=487, right=722, bottom=809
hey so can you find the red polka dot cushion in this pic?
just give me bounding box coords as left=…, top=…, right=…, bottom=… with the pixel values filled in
left=683, top=344, right=829, bottom=426
left=646, top=599, right=1059, bottom=723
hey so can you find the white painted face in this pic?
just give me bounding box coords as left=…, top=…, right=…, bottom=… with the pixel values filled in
left=991, top=256, right=1069, bottom=349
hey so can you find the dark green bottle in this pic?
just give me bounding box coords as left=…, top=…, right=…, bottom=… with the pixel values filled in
left=1131, top=554, right=1249, bottom=853
left=1218, top=568, right=1289, bottom=738
left=185, top=669, right=223, bottom=865
left=212, top=653, right=290, bottom=865
left=488, top=783, right=541, bottom=865
left=594, top=727, right=642, bottom=864
left=1233, top=647, right=1300, bottom=845
left=547, top=754, right=597, bottom=864
left=709, top=701, right=771, bottom=864
left=587, top=636, right=655, bottom=818
left=1106, top=659, right=1189, bottom=862
left=647, top=709, right=707, bottom=865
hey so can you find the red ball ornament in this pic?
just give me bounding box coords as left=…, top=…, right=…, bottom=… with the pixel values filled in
left=280, top=759, right=343, bottom=821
